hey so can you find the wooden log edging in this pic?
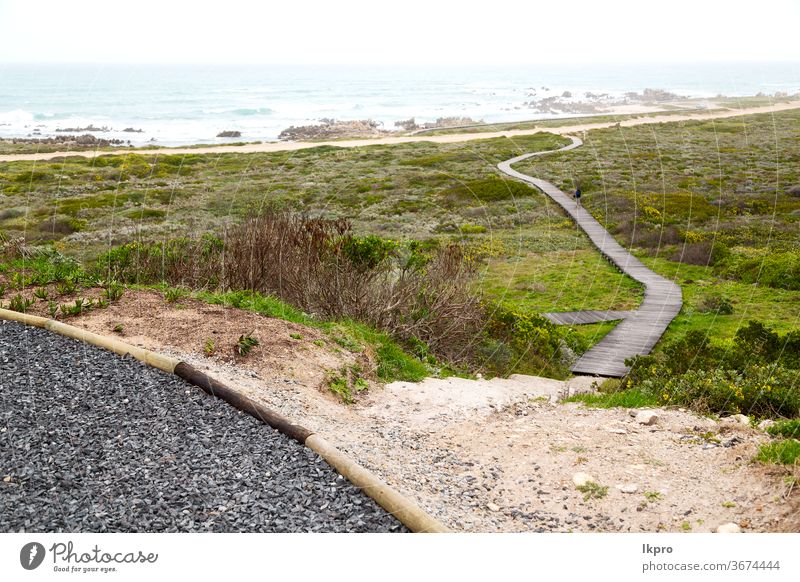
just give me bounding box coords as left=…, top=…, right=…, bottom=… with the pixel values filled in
left=0, top=307, right=450, bottom=533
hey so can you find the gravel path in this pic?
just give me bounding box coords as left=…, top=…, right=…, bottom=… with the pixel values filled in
left=0, top=321, right=405, bottom=532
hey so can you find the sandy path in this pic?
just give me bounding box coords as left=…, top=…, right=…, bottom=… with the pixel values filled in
left=1, top=101, right=799, bottom=163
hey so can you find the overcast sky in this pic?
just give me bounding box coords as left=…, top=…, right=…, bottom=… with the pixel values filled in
left=1, top=0, right=798, bottom=65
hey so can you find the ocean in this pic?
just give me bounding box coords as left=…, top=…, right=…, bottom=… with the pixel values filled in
left=0, top=62, right=798, bottom=146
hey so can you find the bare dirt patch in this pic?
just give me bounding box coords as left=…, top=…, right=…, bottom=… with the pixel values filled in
left=65, top=289, right=361, bottom=397
left=52, top=293, right=797, bottom=532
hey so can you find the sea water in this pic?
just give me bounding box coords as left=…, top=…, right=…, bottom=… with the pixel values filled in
left=0, top=62, right=797, bottom=146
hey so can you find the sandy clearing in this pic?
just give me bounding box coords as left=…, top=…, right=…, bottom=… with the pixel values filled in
left=2, top=101, right=799, bottom=163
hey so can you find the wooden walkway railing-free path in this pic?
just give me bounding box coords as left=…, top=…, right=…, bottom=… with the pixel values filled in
left=497, top=136, right=682, bottom=377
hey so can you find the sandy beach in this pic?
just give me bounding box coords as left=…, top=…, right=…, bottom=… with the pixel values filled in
left=2, top=100, right=799, bottom=163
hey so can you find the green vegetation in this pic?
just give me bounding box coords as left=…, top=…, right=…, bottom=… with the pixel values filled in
left=3, top=107, right=800, bottom=408
left=0, top=133, right=569, bottom=260
left=7, top=294, right=33, bottom=313
left=235, top=332, right=259, bottom=357
left=576, top=481, right=609, bottom=501
left=196, top=290, right=430, bottom=383
left=564, top=388, right=660, bottom=409
left=756, top=440, right=800, bottom=465
left=767, top=419, right=800, bottom=439
left=643, top=491, right=663, bottom=502
left=163, top=286, right=188, bottom=303
left=327, top=366, right=370, bottom=404
left=624, top=324, right=799, bottom=418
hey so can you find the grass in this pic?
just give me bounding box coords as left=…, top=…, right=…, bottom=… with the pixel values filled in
left=0, top=132, right=570, bottom=260
left=756, top=440, right=800, bottom=465
left=481, top=248, right=643, bottom=313
left=563, top=388, right=661, bottom=408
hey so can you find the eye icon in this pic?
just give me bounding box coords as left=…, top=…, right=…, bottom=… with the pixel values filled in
left=20, top=542, right=46, bottom=570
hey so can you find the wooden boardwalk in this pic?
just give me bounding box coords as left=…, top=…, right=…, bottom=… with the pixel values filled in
left=497, top=137, right=682, bottom=377
left=541, top=310, right=632, bottom=326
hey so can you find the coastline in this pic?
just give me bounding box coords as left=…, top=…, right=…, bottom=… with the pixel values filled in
left=2, top=99, right=800, bottom=163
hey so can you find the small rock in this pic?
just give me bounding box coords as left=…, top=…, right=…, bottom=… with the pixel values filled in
left=716, top=522, right=741, bottom=533
left=2, top=475, right=11, bottom=483
left=722, top=436, right=742, bottom=448
left=636, top=410, right=659, bottom=426
left=726, top=414, right=750, bottom=426
left=758, top=419, right=775, bottom=431
left=486, top=502, right=500, bottom=512
left=572, top=472, right=594, bottom=487
left=608, top=428, right=627, bottom=435
left=618, top=483, right=639, bottom=494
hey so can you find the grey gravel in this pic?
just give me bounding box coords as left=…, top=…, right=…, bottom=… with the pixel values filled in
left=0, top=321, right=405, bottom=533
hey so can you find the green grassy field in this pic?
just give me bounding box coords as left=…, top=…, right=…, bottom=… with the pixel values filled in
left=2, top=107, right=800, bottom=372
left=513, top=108, right=800, bottom=350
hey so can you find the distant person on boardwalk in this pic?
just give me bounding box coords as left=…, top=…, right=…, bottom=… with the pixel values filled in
left=574, top=187, right=582, bottom=208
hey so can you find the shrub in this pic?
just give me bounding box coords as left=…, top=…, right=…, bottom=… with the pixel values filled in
left=103, top=282, right=124, bottom=302
left=576, top=481, right=608, bottom=501
left=670, top=241, right=730, bottom=266
left=625, top=323, right=800, bottom=418
left=725, top=251, right=800, bottom=291
left=222, top=213, right=485, bottom=364
left=659, top=366, right=799, bottom=418
left=236, top=333, right=259, bottom=357
left=164, top=286, right=188, bottom=303
left=89, top=213, right=563, bottom=374
left=8, top=294, right=33, bottom=313
left=698, top=294, right=734, bottom=315
left=458, top=224, right=487, bottom=235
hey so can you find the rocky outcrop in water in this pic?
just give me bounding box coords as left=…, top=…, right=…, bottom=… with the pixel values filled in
left=278, top=119, right=387, bottom=141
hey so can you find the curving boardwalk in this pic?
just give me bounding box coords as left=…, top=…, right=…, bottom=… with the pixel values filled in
left=497, top=137, right=682, bottom=377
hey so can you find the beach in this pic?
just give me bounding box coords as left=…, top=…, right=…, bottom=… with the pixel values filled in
left=2, top=99, right=799, bottom=163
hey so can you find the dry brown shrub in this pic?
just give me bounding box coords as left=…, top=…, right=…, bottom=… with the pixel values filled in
left=222, top=213, right=485, bottom=363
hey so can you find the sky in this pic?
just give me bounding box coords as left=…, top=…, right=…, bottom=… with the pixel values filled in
left=0, top=0, right=798, bottom=65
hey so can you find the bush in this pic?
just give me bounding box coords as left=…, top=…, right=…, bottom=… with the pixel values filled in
left=658, top=365, right=800, bottom=417
left=94, top=234, right=222, bottom=287
left=222, top=214, right=486, bottom=364
left=624, top=323, right=800, bottom=418
left=482, top=306, right=566, bottom=376
left=95, top=213, right=488, bottom=367
left=725, top=251, right=800, bottom=291
left=698, top=294, right=734, bottom=315
left=669, top=240, right=730, bottom=266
